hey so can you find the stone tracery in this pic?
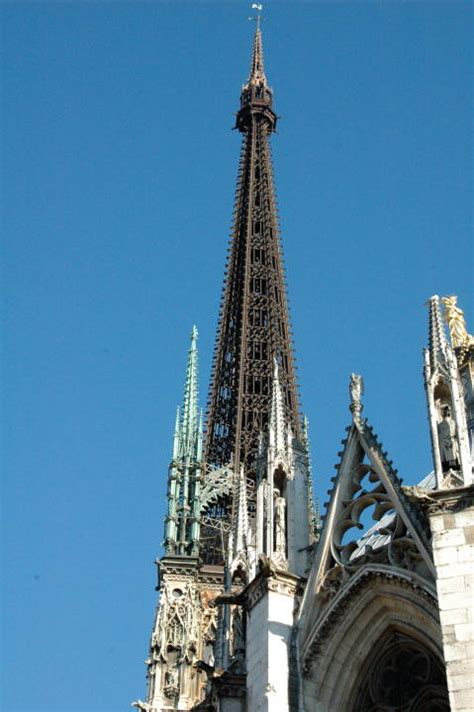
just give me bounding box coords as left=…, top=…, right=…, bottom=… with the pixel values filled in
left=316, top=446, right=433, bottom=611
left=353, top=633, right=449, bottom=712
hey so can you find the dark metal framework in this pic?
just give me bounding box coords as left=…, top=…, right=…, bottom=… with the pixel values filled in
left=205, top=29, right=300, bottom=480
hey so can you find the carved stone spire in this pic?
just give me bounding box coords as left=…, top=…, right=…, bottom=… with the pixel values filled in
left=428, top=295, right=449, bottom=370
left=235, top=466, right=250, bottom=558
left=269, top=357, right=287, bottom=453
left=205, top=27, right=300, bottom=487
left=228, top=465, right=250, bottom=583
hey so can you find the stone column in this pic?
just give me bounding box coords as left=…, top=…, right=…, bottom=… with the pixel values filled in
left=426, top=487, right=474, bottom=712
left=244, top=563, right=301, bottom=712
left=286, top=448, right=311, bottom=577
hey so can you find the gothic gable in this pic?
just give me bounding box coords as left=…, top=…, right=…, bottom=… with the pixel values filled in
left=299, top=377, right=436, bottom=656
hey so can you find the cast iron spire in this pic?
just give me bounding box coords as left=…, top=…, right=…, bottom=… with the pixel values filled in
left=205, top=27, right=300, bottom=474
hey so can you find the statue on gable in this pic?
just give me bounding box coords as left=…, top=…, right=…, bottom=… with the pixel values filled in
left=349, top=373, right=364, bottom=419
left=442, top=295, right=474, bottom=350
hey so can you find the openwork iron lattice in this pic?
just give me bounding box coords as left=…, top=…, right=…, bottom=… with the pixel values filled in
left=205, top=29, right=300, bottom=491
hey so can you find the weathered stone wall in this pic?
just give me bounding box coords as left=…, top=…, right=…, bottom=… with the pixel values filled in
left=219, top=697, right=246, bottom=712
left=246, top=591, right=269, bottom=711
left=246, top=573, right=299, bottom=712
left=430, top=499, right=474, bottom=712
left=287, top=452, right=310, bottom=577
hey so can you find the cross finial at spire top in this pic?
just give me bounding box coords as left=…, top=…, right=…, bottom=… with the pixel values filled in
left=249, top=3, right=263, bottom=29
left=248, top=4, right=267, bottom=85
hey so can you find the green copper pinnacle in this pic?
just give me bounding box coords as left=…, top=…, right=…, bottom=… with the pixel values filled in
left=164, top=326, right=203, bottom=555
left=174, top=325, right=202, bottom=463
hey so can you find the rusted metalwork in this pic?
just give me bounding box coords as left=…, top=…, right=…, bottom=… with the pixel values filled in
left=202, top=30, right=300, bottom=562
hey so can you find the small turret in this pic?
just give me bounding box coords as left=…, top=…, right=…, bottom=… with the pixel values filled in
left=424, top=296, right=472, bottom=488
left=269, top=357, right=287, bottom=454
left=164, top=327, right=203, bottom=555
left=228, top=465, right=250, bottom=585
left=253, top=357, right=310, bottom=576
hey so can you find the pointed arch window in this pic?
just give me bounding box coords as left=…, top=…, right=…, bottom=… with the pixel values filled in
left=352, top=633, right=449, bottom=712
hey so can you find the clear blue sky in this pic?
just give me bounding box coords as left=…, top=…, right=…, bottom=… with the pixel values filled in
left=2, top=2, right=472, bottom=710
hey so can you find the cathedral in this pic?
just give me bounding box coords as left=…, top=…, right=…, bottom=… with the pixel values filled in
left=132, top=25, right=474, bottom=712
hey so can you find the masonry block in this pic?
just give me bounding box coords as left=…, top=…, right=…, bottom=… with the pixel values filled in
left=442, top=608, right=469, bottom=625
left=457, top=545, right=474, bottom=563
left=438, top=575, right=466, bottom=594
left=433, top=528, right=465, bottom=548
left=430, top=514, right=445, bottom=532
left=454, top=623, right=474, bottom=642
left=439, top=591, right=473, bottom=612
left=464, top=526, right=474, bottom=545
left=437, top=561, right=473, bottom=579
left=433, top=546, right=458, bottom=566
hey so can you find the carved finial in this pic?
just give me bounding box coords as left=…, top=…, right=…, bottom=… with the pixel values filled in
left=349, top=373, right=364, bottom=420
left=180, top=326, right=200, bottom=459
left=270, top=355, right=286, bottom=451
left=235, top=464, right=249, bottom=556
left=441, top=295, right=474, bottom=353
left=249, top=3, right=264, bottom=31
left=248, top=10, right=266, bottom=85
left=131, top=701, right=153, bottom=712
left=427, top=295, right=448, bottom=367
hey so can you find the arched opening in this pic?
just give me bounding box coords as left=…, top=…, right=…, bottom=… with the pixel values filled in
left=351, top=630, right=449, bottom=711
left=434, top=379, right=460, bottom=472
left=434, top=380, right=453, bottom=417
left=301, top=573, right=447, bottom=712
left=273, top=466, right=286, bottom=497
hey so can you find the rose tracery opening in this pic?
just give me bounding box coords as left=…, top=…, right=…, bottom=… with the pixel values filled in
left=352, top=634, right=449, bottom=712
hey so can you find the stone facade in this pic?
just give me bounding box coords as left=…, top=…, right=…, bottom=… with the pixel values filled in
left=137, top=557, right=223, bottom=712
left=427, top=489, right=474, bottom=712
